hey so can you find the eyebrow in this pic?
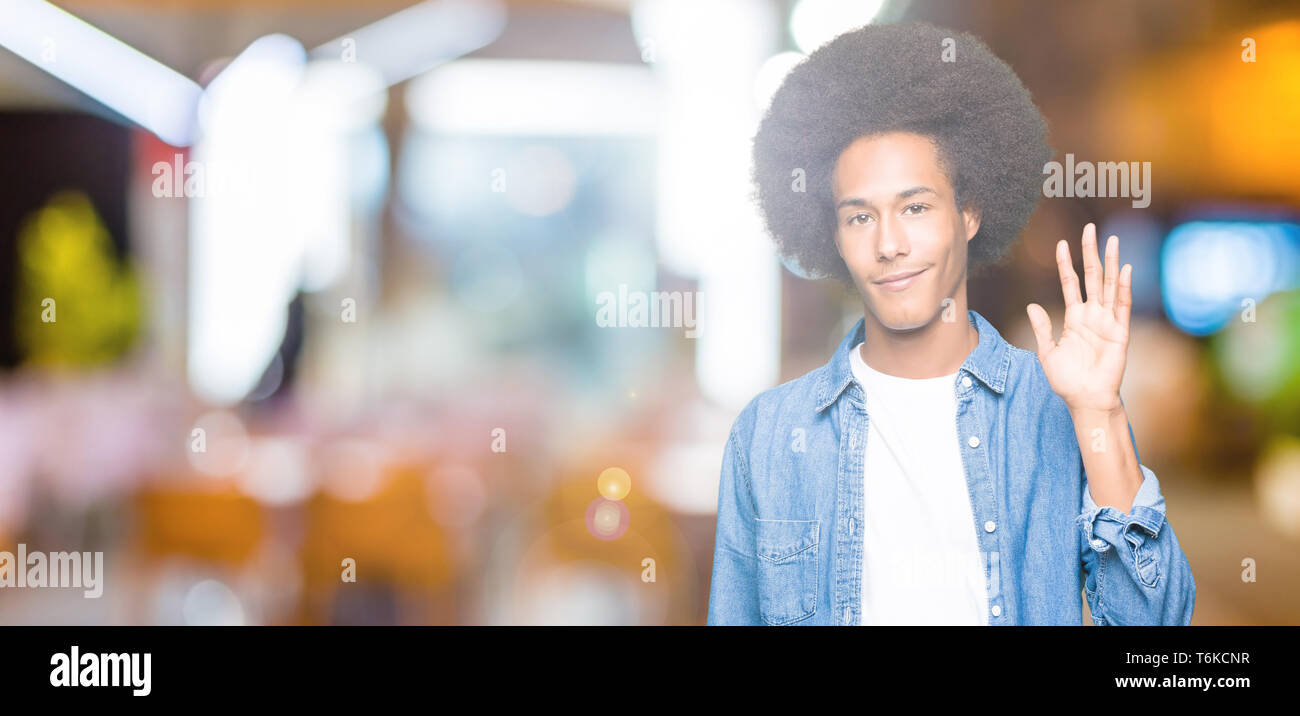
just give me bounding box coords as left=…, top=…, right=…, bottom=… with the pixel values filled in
left=835, top=186, right=939, bottom=211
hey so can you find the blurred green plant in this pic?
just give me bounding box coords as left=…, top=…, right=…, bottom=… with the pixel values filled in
left=14, top=190, right=142, bottom=367
left=1212, top=288, right=1300, bottom=433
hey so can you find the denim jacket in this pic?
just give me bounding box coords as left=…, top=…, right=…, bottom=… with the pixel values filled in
left=706, top=309, right=1196, bottom=625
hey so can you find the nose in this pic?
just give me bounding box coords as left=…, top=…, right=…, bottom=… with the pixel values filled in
left=876, top=213, right=910, bottom=262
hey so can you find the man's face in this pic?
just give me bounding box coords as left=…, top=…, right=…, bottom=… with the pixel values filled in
left=830, top=131, right=980, bottom=331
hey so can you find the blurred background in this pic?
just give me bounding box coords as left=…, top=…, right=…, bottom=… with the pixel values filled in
left=0, top=0, right=1296, bottom=625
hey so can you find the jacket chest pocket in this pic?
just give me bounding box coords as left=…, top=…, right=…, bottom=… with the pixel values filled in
left=755, top=518, right=819, bottom=625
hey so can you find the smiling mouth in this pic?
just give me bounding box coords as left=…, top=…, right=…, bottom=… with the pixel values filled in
left=873, top=267, right=928, bottom=290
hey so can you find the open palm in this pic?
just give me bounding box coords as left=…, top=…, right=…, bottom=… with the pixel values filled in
left=1026, top=223, right=1132, bottom=413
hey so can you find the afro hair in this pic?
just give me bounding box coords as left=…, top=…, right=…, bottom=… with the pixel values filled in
left=750, top=21, right=1052, bottom=284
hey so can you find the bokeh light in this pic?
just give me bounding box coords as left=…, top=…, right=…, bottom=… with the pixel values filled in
left=584, top=497, right=630, bottom=541
left=597, top=466, right=631, bottom=501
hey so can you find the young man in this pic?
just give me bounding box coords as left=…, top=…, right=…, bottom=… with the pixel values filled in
left=706, top=22, right=1195, bottom=625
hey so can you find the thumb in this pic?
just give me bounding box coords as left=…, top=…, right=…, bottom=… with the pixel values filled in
left=1026, top=303, right=1054, bottom=357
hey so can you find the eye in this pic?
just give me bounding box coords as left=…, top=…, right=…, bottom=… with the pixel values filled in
left=903, top=203, right=929, bottom=215
left=847, top=212, right=874, bottom=226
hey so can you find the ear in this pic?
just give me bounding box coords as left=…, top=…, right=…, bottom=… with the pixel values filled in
left=961, top=202, right=982, bottom=242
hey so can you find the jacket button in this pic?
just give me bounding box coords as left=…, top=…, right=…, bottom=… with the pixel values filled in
left=984, top=520, right=996, bottom=532
left=843, top=607, right=851, bottom=625
left=968, top=435, right=980, bottom=448
left=991, top=605, right=1002, bottom=617
left=961, top=376, right=972, bottom=388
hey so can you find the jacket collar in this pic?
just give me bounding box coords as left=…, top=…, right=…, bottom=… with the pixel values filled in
left=813, top=309, right=1011, bottom=412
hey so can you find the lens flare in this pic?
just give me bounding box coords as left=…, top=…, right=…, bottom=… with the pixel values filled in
left=585, top=497, right=629, bottom=541
left=597, top=466, right=631, bottom=501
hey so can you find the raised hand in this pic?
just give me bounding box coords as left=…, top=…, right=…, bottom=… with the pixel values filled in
left=1025, top=223, right=1132, bottom=413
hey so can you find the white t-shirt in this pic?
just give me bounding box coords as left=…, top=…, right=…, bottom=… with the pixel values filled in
left=850, top=342, right=989, bottom=625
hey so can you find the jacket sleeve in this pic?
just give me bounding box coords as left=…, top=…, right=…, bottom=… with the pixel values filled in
left=1077, top=424, right=1196, bottom=625
left=706, top=427, right=761, bottom=625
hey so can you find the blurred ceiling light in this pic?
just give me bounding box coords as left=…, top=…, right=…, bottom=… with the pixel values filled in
left=311, top=0, right=506, bottom=87
left=0, top=0, right=202, bottom=145
left=198, top=33, right=306, bottom=131
left=290, top=61, right=388, bottom=293
left=406, top=59, right=661, bottom=136
left=294, top=60, right=387, bottom=134
left=186, top=2, right=494, bottom=406
left=188, top=34, right=312, bottom=406
left=0, top=2, right=493, bottom=404
left=789, top=0, right=886, bottom=54
left=0, top=0, right=504, bottom=147
left=190, top=40, right=395, bottom=405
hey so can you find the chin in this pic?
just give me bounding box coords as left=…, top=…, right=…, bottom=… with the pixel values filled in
left=866, top=297, right=938, bottom=332
left=880, top=315, right=932, bottom=332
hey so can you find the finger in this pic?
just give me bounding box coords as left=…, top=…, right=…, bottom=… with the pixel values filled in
left=1115, top=263, right=1133, bottom=329
left=1056, top=239, right=1082, bottom=308
left=1026, top=303, right=1054, bottom=357
left=1081, top=223, right=1102, bottom=303
left=1103, top=234, right=1119, bottom=309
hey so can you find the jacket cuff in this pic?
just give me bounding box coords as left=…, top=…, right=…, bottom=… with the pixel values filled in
left=1077, top=463, right=1166, bottom=555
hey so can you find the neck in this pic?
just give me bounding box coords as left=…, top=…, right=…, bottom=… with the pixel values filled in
left=859, top=296, right=978, bottom=379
